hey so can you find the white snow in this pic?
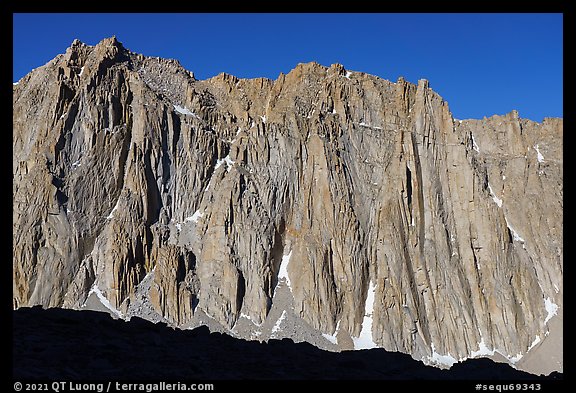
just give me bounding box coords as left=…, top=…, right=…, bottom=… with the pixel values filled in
left=175, top=222, right=182, bottom=231
left=88, top=285, right=124, bottom=318
left=487, top=183, right=503, bottom=207
left=322, top=332, right=338, bottom=345
left=553, top=284, right=559, bottom=293
left=215, top=155, right=235, bottom=172
left=527, top=335, right=541, bottom=352
left=505, top=217, right=525, bottom=244
left=271, top=310, right=287, bottom=334
left=344, top=71, right=352, bottom=79
left=428, top=343, right=458, bottom=367
left=13, top=81, right=19, bottom=86
left=260, top=115, right=267, bottom=123
left=322, top=320, right=340, bottom=345
left=173, top=104, right=198, bottom=117
left=544, top=297, right=558, bottom=324
left=469, top=337, right=525, bottom=364
left=106, top=200, right=120, bottom=219
left=471, top=133, right=480, bottom=152
left=331, top=108, right=337, bottom=114
left=240, top=312, right=262, bottom=327
left=358, top=122, right=382, bottom=130
left=353, top=281, right=378, bottom=349
left=278, top=249, right=292, bottom=288
left=185, top=210, right=204, bottom=223
left=71, top=160, right=81, bottom=168
left=79, top=66, right=85, bottom=76
left=534, top=144, right=545, bottom=163
left=471, top=337, right=496, bottom=357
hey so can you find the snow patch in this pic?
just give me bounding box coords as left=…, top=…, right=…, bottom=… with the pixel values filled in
left=471, top=132, right=480, bottom=152
left=544, top=297, right=558, bottom=324
left=553, top=284, right=559, bottom=293
left=88, top=285, right=124, bottom=319
left=13, top=81, right=19, bottom=86
left=271, top=310, right=287, bottom=334
left=79, top=66, right=85, bottom=76
left=487, top=183, right=503, bottom=207
left=106, top=200, right=120, bottom=219
left=173, top=105, right=198, bottom=117
left=71, top=159, right=81, bottom=168
left=185, top=210, right=204, bottom=223
left=322, top=332, right=338, bottom=345
left=278, top=249, right=292, bottom=289
left=505, top=217, right=525, bottom=244
left=353, top=281, right=378, bottom=349
left=215, top=155, right=235, bottom=172
left=428, top=343, right=458, bottom=367
left=322, top=320, right=340, bottom=345
left=344, top=71, right=352, bottom=79
left=471, top=337, right=496, bottom=357
left=260, top=115, right=267, bottom=123
left=240, top=312, right=262, bottom=327
left=527, top=335, right=541, bottom=352
left=469, top=337, right=524, bottom=364
left=358, top=122, right=382, bottom=130
left=534, top=144, right=545, bottom=163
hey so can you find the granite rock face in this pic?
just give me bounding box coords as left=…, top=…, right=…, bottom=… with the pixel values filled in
left=13, top=37, right=562, bottom=373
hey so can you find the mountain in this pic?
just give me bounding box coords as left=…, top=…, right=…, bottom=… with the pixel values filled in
left=13, top=37, right=563, bottom=376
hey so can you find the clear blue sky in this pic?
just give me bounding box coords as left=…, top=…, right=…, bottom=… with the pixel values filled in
left=13, top=13, right=562, bottom=122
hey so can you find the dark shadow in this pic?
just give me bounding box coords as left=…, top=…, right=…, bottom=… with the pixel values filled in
left=13, top=307, right=562, bottom=380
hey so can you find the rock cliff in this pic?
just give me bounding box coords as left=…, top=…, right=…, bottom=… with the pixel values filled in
left=13, top=37, right=562, bottom=374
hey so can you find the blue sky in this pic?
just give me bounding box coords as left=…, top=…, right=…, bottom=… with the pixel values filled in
left=13, top=13, right=562, bottom=122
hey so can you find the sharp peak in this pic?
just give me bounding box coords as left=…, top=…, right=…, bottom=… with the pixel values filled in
left=68, top=36, right=125, bottom=51
left=96, top=36, right=126, bottom=50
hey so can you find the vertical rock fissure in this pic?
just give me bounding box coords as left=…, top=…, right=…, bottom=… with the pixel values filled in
left=406, top=165, right=413, bottom=223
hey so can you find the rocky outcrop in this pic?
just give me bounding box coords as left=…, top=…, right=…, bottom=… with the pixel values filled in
left=13, top=37, right=562, bottom=374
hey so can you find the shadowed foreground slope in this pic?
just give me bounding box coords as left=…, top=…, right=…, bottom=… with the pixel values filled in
left=13, top=307, right=561, bottom=380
